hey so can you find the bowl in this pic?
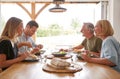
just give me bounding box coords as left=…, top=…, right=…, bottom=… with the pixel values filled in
left=52, top=52, right=66, bottom=57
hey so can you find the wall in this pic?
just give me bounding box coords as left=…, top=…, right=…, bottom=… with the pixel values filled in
left=109, top=0, right=120, bottom=42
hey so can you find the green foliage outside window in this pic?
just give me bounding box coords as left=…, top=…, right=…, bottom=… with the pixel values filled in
left=37, top=18, right=81, bottom=37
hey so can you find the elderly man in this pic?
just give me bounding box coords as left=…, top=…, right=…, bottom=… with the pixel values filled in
left=73, top=22, right=102, bottom=57
left=17, top=20, right=43, bottom=53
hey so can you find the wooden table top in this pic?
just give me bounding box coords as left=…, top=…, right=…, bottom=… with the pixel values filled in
left=0, top=58, right=120, bottom=79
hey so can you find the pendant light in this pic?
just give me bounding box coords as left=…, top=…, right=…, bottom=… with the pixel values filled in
left=49, top=0, right=67, bottom=12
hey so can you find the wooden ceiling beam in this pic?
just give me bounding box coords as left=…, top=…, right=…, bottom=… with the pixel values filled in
left=0, top=1, right=101, bottom=4
left=17, top=3, right=31, bottom=19
left=35, top=3, right=50, bottom=19
left=16, top=2, right=50, bottom=20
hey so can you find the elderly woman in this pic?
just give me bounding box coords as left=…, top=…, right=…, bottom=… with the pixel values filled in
left=81, top=20, right=120, bottom=72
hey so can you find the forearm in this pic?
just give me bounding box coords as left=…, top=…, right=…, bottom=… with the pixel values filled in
left=73, top=45, right=83, bottom=49
left=88, top=58, right=116, bottom=66
left=0, top=56, right=25, bottom=68
left=17, top=42, right=26, bottom=48
left=17, top=42, right=32, bottom=48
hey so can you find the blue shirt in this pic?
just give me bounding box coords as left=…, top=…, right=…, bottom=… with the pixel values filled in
left=101, top=36, right=120, bottom=72
left=17, top=32, right=36, bottom=53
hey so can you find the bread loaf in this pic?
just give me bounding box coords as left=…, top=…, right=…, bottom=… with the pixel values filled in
left=51, top=58, right=70, bottom=68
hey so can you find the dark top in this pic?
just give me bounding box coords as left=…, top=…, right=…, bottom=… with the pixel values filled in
left=0, top=40, right=18, bottom=70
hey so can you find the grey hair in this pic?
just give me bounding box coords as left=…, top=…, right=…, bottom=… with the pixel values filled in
left=84, top=22, right=94, bottom=33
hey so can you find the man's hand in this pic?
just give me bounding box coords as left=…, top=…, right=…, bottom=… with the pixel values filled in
left=36, top=44, right=43, bottom=49
left=81, top=53, right=91, bottom=62
left=30, top=47, right=40, bottom=54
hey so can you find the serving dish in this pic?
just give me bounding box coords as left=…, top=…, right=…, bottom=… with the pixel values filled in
left=52, top=51, right=66, bottom=57
left=42, top=63, right=82, bottom=73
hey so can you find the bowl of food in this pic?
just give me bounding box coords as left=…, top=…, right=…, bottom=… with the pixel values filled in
left=52, top=51, right=66, bottom=57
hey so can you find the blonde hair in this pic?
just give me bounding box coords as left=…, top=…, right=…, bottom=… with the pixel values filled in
left=1, top=17, right=22, bottom=40
left=96, top=20, right=114, bottom=36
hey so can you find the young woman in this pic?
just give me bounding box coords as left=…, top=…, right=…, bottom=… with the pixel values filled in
left=0, top=17, right=30, bottom=71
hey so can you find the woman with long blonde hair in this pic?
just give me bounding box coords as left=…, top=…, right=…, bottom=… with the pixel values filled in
left=0, top=17, right=29, bottom=71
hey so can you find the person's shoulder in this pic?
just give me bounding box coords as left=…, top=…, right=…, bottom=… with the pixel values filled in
left=18, top=32, right=25, bottom=38
left=103, top=36, right=114, bottom=44
left=92, top=36, right=102, bottom=44
left=0, top=39, right=11, bottom=46
left=105, top=36, right=119, bottom=43
left=82, top=38, right=87, bottom=43
left=0, top=39, right=10, bottom=43
left=96, top=37, right=102, bottom=41
left=17, top=32, right=26, bottom=41
left=105, top=36, right=114, bottom=41
left=93, top=36, right=102, bottom=40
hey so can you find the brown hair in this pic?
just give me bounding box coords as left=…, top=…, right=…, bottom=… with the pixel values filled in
left=96, top=20, right=114, bottom=36
left=1, top=17, right=22, bottom=40
left=26, top=20, right=39, bottom=28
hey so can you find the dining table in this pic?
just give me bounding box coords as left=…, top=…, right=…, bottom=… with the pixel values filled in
left=0, top=52, right=120, bottom=79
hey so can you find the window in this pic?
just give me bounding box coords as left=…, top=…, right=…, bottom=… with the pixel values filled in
left=0, top=3, right=101, bottom=49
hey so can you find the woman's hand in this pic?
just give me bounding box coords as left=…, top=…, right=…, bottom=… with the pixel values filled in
left=18, top=52, right=30, bottom=60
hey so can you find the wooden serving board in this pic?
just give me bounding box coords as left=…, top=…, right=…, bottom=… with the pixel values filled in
left=45, top=54, right=72, bottom=59
left=42, top=63, right=82, bottom=73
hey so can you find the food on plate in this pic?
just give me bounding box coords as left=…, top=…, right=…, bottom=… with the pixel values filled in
left=59, top=49, right=68, bottom=52
left=52, top=51, right=66, bottom=57
left=50, top=58, right=71, bottom=69
left=29, top=54, right=38, bottom=60
left=73, top=49, right=82, bottom=53
left=59, top=51, right=66, bottom=54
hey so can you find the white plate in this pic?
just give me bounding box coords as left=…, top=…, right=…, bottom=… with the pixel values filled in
left=23, top=57, right=40, bottom=62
